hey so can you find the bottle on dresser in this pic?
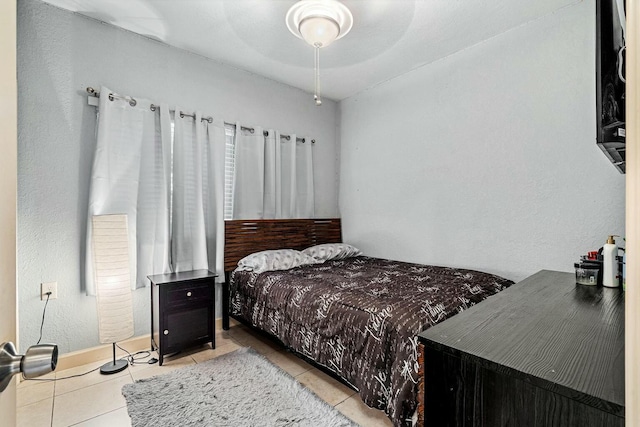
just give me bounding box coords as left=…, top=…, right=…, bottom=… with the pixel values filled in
left=602, top=235, right=619, bottom=288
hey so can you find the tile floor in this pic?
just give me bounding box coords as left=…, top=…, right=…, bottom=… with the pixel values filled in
left=17, top=320, right=393, bottom=427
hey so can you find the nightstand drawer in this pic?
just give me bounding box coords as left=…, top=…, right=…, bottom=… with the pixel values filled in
left=166, top=282, right=211, bottom=307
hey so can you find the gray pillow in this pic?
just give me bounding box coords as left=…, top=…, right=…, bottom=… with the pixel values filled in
left=236, top=249, right=320, bottom=274
left=302, top=243, right=362, bottom=262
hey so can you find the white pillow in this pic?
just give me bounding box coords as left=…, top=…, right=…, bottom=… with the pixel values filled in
left=302, top=243, right=362, bottom=262
left=236, top=249, right=319, bottom=274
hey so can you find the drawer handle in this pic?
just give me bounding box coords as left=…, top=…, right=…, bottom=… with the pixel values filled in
left=164, top=330, right=169, bottom=335
left=186, top=291, right=192, bottom=297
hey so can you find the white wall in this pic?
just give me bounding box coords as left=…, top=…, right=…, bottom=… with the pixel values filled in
left=18, top=0, right=339, bottom=353
left=339, top=0, right=625, bottom=283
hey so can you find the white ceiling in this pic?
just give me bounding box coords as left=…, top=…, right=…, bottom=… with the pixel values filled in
left=41, top=0, right=578, bottom=101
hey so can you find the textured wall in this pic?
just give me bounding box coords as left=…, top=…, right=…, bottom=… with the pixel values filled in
left=18, top=0, right=339, bottom=353
left=339, top=0, right=625, bottom=283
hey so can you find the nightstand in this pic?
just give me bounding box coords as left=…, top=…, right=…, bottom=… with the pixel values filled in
left=148, top=270, right=217, bottom=365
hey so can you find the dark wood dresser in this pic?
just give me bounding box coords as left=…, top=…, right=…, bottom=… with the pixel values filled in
left=418, top=270, right=624, bottom=426
left=148, top=270, right=217, bottom=365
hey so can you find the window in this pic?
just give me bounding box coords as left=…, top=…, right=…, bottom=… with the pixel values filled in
left=224, top=124, right=236, bottom=220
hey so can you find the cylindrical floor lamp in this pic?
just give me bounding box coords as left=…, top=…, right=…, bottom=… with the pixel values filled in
left=91, top=214, right=134, bottom=375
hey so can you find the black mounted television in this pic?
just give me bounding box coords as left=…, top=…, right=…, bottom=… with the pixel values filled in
left=596, top=0, right=626, bottom=173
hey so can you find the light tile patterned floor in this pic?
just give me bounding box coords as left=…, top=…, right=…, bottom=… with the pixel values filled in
left=17, top=321, right=393, bottom=427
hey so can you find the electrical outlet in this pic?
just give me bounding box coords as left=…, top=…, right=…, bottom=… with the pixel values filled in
left=41, top=282, right=57, bottom=300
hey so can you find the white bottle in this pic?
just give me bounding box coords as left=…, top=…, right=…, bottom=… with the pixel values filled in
left=603, top=235, right=619, bottom=288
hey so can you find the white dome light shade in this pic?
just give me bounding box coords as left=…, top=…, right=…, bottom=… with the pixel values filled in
left=286, top=0, right=353, bottom=47
left=299, top=16, right=340, bottom=47
left=286, top=0, right=353, bottom=106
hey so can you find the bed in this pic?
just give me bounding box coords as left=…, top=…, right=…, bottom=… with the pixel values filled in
left=222, top=219, right=513, bottom=427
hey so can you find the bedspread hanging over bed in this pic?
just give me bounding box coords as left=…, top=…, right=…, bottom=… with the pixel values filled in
left=230, top=256, right=513, bottom=426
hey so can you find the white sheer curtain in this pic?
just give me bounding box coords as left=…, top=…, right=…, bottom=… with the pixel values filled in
left=203, top=118, right=226, bottom=279
left=263, top=129, right=281, bottom=219
left=233, top=128, right=314, bottom=220
left=86, top=87, right=171, bottom=294
left=86, top=88, right=227, bottom=293
left=137, top=105, right=172, bottom=283
left=279, top=133, right=296, bottom=218
left=232, top=124, right=265, bottom=219
left=294, top=137, right=314, bottom=217
left=171, top=111, right=225, bottom=276
left=279, top=133, right=314, bottom=218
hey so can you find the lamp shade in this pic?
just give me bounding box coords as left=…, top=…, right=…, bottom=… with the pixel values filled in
left=286, top=0, right=353, bottom=46
left=91, top=214, right=134, bottom=344
left=299, top=16, right=340, bottom=47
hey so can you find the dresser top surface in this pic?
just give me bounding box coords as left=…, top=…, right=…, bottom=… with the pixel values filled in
left=418, top=270, right=625, bottom=410
left=147, top=269, right=216, bottom=285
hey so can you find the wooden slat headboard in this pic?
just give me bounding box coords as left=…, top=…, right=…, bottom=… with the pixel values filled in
left=224, top=218, right=342, bottom=271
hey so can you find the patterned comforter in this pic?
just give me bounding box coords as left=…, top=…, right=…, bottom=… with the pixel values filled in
left=230, top=256, right=513, bottom=426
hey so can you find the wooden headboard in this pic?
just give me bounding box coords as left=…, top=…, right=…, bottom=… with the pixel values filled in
left=224, top=218, right=342, bottom=271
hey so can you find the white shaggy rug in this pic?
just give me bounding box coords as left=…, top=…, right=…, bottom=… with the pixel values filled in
left=122, top=347, right=360, bottom=427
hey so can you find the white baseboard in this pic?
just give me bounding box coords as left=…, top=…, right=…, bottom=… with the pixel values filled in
left=56, top=318, right=225, bottom=371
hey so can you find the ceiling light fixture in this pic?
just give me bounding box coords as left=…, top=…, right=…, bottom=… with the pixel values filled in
left=286, top=0, right=353, bottom=105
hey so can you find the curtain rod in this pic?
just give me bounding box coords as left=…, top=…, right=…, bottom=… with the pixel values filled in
left=86, top=87, right=314, bottom=144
